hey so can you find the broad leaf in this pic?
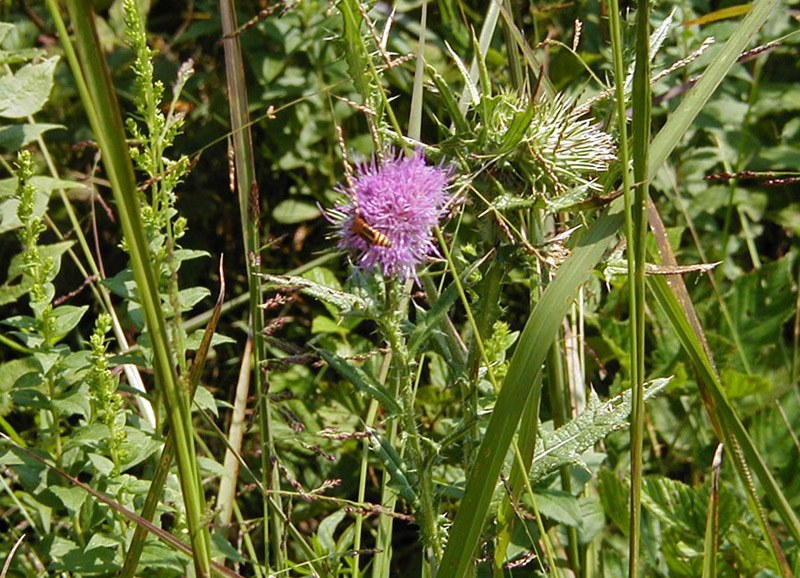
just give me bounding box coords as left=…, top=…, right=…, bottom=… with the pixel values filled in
left=0, top=55, right=60, bottom=118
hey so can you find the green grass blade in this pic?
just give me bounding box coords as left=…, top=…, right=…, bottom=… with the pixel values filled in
left=408, top=0, right=427, bottom=142
left=456, top=0, right=501, bottom=114
left=438, top=202, right=625, bottom=578
left=628, top=0, right=652, bottom=572
left=57, top=2, right=212, bottom=575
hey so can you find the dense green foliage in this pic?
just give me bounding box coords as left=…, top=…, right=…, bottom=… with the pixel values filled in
left=0, top=0, right=799, bottom=577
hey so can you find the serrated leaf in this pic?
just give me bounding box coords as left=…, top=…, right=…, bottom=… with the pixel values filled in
left=445, top=41, right=480, bottom=108
left=496, top=103, right=536, bottom=155
left=577, top=495, right=605, bottom=544
left=262, top=274, right=367, bottom=314
left=426, top=64, right=469, bottom=134
left=721, top=368, right=771, bottom=398
left=530, top=378, right=669, bottom=482
left=0, top=55, right=60, bottom=118
left=303, top=267, right=343, bottom=318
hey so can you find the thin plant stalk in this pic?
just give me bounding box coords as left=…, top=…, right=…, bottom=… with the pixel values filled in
left=219, top=0, right=283, bottom=571
left=353, top=355, right=390, bottom=578
left=55, top=2, right=211, bottom=575
left=628, top=0, right=651, bottom=573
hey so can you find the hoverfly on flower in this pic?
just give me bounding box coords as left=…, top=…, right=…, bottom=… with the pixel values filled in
left=350, top=214, right=393, bottom=248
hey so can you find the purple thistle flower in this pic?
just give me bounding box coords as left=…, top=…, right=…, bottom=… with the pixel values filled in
left=333, top=150, right=452, bottom=280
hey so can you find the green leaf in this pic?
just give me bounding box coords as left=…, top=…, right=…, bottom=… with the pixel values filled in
left=0, top=178, right=82, bottom=235
left=101, top=268, right=138, bottom=300
left=407, top=255, right=483, bottom=357
left=177, top=286, right=210, bottom=311
left=302, top=267, right=344, bottom=318
left=172, top=248, right=210, bottom=263
left=0, top=123, right=65, bottom=151
left=439, top=199, right=625, bottom=578
left=316, top=509, right=347, bottom=554
left=0, top=176, right=81, bottom=198
left=0, top=22, right=14, bottom=44
left=118, top=427, right=162, bottom=472
left=0, top=357, right=40, bottom=415
left=725, top=257, right=794, bottom=368
left=87, top=453, right=115, bottom=476
left=210, top=532, right=245, bottom=563
left=53, top=540, right=119, bottom=573
left=272, top=198, right=321, bottom=224
left=368, top=427, right=418, bottom=504
left=192, top=385, right=218, bottom=418
left=317, top=348, right=401, bottom=416
left=184, top=329, right=235, bottom=351
left=0, top=446, right=49, bottom=493
left=52, top=383, right=91, bottom=419
left=7, top=241, right=74, bottom=280
left=529, top=489, right=582, bottom=528
left=426, top=64, right=470, bottom=134
left=50, top=485, right=88, bottom=515
left=311, top=315, right=349, bottom=335
left=721, top=368, right=771, bottom=398
left=0, top=55, right=60, bottom=118
left=51, top=305, right=89, bottom=340
left=577, top=495, right=605, bottom=544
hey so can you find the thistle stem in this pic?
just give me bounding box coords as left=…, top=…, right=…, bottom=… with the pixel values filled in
left=383, top=281, right=441, bottom=569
